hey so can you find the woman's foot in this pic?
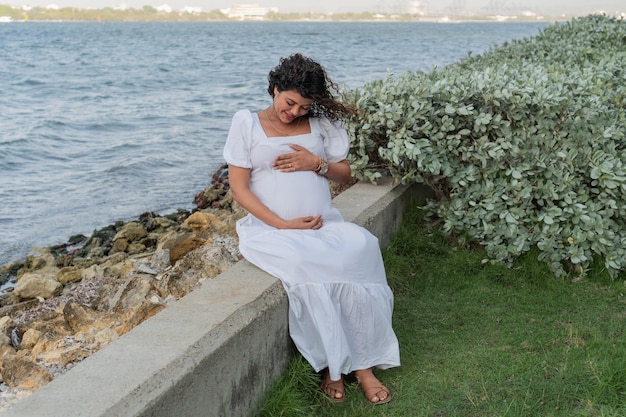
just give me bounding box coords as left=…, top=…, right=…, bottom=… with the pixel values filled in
left=320, top=370, right=344, bottom=403
left=355, top=369, right=391, bottom=405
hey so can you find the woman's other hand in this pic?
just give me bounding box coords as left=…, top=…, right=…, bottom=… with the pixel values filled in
left=282, top=215, right=323, bottom=230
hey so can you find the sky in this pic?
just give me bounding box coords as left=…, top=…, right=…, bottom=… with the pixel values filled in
left=11, top=0, right=626, bottom=15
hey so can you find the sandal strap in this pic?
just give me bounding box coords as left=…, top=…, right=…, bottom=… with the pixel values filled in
left=321, top=380, right=344, bottom=392
left=362, top=385, right=391, bottom=404
left=321, top=374, right=345, bottom=402
left=363, top=385, right=389, bottom=396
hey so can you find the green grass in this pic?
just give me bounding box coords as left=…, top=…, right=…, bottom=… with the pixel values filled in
left=257, top=204, right=626, bottom=417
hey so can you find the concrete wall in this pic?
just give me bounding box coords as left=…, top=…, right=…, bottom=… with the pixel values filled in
left=4, top=179, right=432, bottom=417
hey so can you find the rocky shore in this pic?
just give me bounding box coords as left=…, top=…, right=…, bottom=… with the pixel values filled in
left=0, top=164, right=354, bottom=412
left=0, top=164, right=248, bottom=412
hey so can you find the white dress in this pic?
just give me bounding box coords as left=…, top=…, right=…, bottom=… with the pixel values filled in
left=223, top=109, right=400, bottom=380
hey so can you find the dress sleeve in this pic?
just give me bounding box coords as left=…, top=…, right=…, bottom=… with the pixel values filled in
left=318, top=116, right=349, bottom=163
left=223, top=109, right=254, bottom=168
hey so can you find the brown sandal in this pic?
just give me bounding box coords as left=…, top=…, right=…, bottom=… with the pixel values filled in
left=357, top=375, right=391, bottom=405
left=320, top=371, right=344, bottom=403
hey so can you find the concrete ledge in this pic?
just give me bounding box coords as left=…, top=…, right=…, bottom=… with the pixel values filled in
left=4, top=179, right=432, bottom=417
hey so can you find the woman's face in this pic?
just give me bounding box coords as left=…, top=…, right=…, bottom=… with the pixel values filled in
left=272, top=87, right=314, bottom=123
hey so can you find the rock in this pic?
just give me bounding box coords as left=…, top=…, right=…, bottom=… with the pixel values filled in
left=0, top=300, right=39, bottom=321
left=0, top=332, right=11, bottom=347
left=183, top=211, right=214, bottom=233
left=99, top=252, right=128, bottom=266
left=0, top=344, right=16, bottom=364
left=19, top=250, right=52, bottom=275
left=72, top=256, right=98, bottom=269
left=196, top=242, right=240, bottom=274
left=155, top=242, right=239, bottom=299
left=82, top=253, right=129, bottom=281
left=117, top=260, right=139, bottom=279
left=149, top=250, right=170, bottom=272
left=93, top=328, right=118, bottom=347
left=194, top=164, right=229, bottom=209
left=210, top=209, right=241, bottom=235
left=13, top=273, right=62, bottom=302
left=36, top=343, right=88, bottom=367
left=111, top=275, right=157, bottom=312
left=195, top=186, right=227, bottom=210
left=93, top=274, right=159, bottom=312
left=1, top=262, right=22, bottom=288
left=0, top=316, right=14, bottom=334
left=22, top=310, right=72, bottom=342
left=54, top=254, right=74, bottom=268
left=63, top=302, right=103, bottom=333
left=135, top=263, right=158, bottom=276
left=2, top=358, right=52, bottom=390
left=18, top=329, right=41, bottom=350
left=90, top=279, right=124, bottom=313
left=57, top=267, right=83, bottom=285
left=155, top=230, right=181, bottom=252
left=98, top=275, right=165, bottom=335
left=88, top=247, right=108, bottom=260
left=29, top=334, right=57, bottom=358
left=110, top=238, right=129, bottom=254
left=12, top=249, right=65, bottom=303
left=127, top=242, right=146, bottom=254
left=144, top=216, right=175, bottom=232
left=166, top=233, right=207, bottom=265
left=113, top=222, right=147, bottom=243
left=114, top=301, right=165, bottom=336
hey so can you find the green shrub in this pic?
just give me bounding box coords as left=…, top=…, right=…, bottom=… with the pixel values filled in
left=346, top=14, right=626, bottom=279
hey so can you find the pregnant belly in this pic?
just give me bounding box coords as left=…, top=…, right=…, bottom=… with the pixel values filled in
left=253, top=170, right=332, bottom=220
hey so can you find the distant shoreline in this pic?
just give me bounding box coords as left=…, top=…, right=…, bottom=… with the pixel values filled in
left=0, top=17, right=566, bottom=24
left=0, top=4, right=584, bottom=24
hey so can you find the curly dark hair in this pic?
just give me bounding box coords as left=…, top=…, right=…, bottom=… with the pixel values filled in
left=267, top=53, right=355, bottom=120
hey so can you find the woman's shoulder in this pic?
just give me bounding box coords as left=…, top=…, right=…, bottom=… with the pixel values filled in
left=311, top=115, right=345, bottom=136
left=230, top=109, right=258, bottom=131
left=232, top=109, right=254, bottom=121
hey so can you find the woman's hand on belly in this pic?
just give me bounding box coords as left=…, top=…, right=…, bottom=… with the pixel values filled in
left=279, top=214, right=323, bottom=230
left=272, top=144, right=320, bottom=173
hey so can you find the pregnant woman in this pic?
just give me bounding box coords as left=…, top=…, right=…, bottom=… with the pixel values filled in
left=223, top=53, right=400, bottom=405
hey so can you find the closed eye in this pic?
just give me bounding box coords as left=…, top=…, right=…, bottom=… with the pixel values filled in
left=287, top=99, right=310, bottom=112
